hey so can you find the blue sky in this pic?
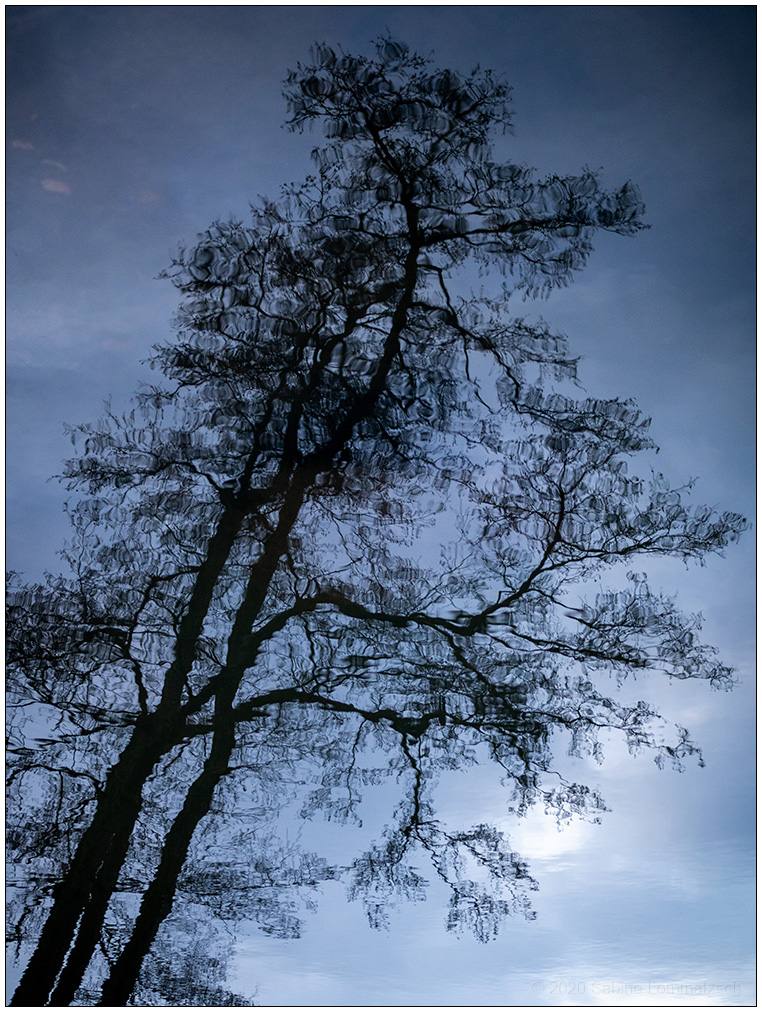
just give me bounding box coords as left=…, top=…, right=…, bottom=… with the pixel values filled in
left=6, top=6, right=755, bottom=1006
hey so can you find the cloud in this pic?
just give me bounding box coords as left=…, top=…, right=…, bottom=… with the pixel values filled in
left=11, top=138, right=35, bottom=150
left=41, top=178, right=71, bottom=194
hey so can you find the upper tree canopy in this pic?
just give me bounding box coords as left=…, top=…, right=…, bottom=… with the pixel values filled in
left=7, top=39, right=745, bottom=1004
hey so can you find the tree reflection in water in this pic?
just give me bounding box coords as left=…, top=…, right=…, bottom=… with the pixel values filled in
left=7, top=39, right=745, bottom=1006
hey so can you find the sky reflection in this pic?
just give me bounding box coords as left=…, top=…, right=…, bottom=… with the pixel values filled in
left=6, top=6, right=754, bottom=1006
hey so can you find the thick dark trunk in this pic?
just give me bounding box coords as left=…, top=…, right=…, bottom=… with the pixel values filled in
left=98, top=718, right=236, bottom=1006
left=10, top=722, right=172, bottom=1006
left=47, top=737, right=179, bottom=1006
left=12, top=508, right=247, bottom=1006
left=92, top=491, right=313, bottom=1004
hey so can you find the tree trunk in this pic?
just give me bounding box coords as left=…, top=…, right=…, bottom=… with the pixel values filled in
left=12, top=508, right=247, bottom=1005
left=10, top=721, right=173, bottom=1006
left=98, top=715, right=236, bottom=1005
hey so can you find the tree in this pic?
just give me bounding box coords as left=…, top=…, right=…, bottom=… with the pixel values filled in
left=7, top=39, right=745, bottom=1006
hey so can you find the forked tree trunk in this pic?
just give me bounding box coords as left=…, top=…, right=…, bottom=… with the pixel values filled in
left=10, top=722, right=173, bottom=1006
left=12, top=510, right=248, bottom=1006
left=98, top=716, right=236, bottom=1005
